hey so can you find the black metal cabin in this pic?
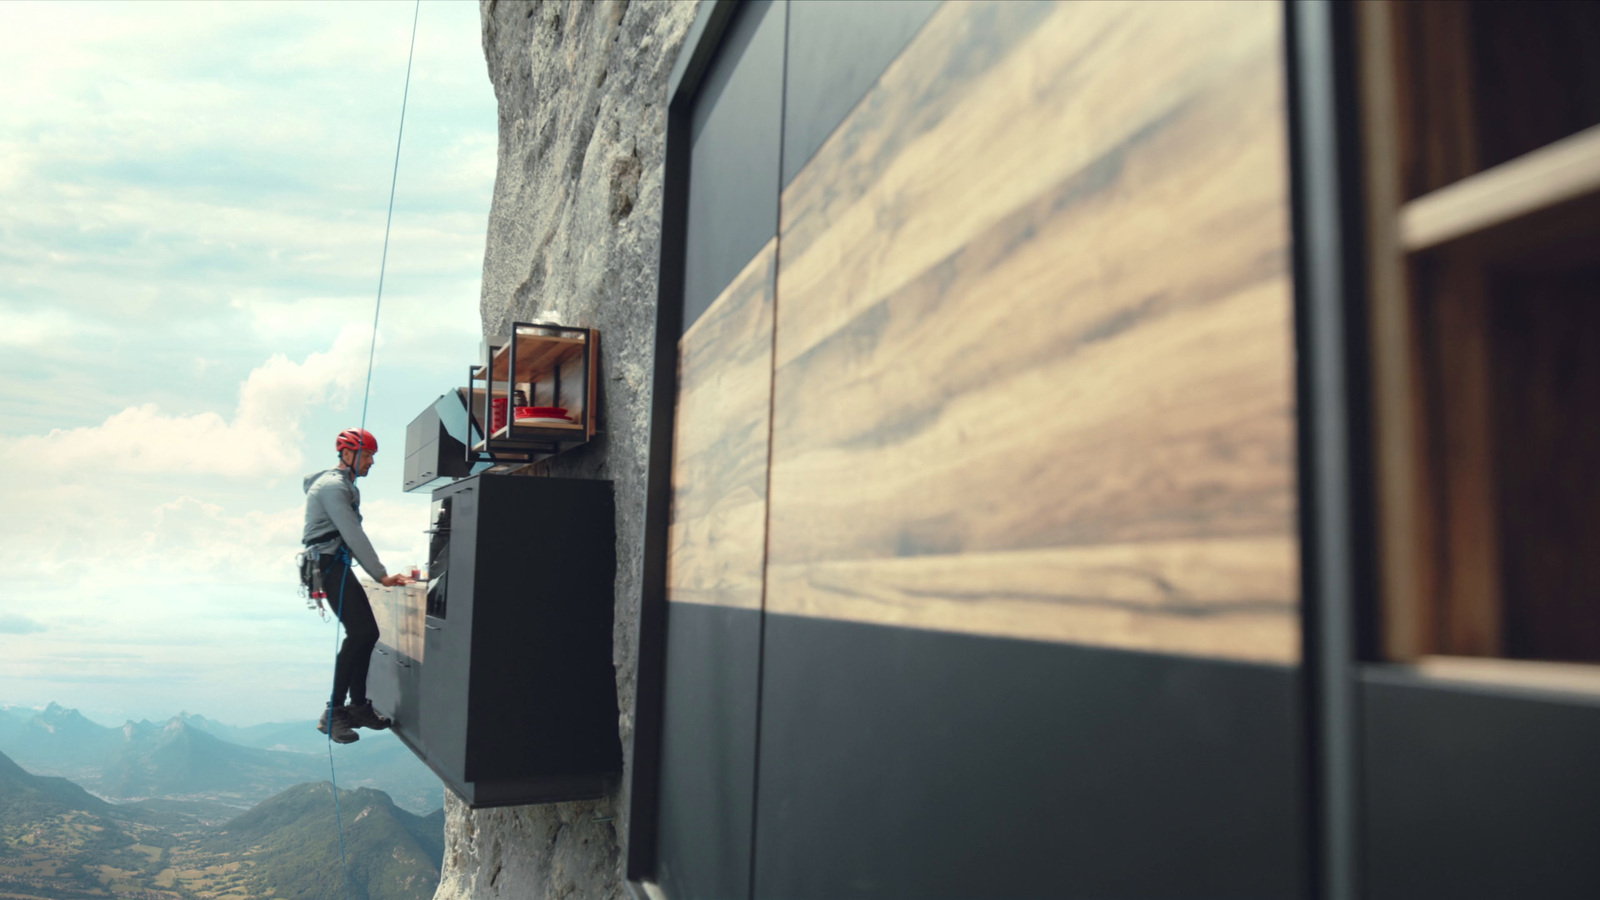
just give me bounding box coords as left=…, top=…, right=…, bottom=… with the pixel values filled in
left=368, top=473, right=621, bottom=806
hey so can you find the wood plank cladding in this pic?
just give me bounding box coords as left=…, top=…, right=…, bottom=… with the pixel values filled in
left=666, top=239, right=777, bottom=610
left=766, top=0, right=1300, bottom=663
left=766, top=538, right=1297, bottom=661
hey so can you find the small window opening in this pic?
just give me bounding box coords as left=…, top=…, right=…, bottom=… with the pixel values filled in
left=1358, top=0, right=1600, bottom=675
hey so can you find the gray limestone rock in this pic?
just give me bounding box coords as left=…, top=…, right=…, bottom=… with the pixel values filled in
left=435, top=2, right=698, bottom=898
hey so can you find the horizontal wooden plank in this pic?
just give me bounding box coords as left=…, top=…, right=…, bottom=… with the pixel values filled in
left=767, top=276, right=1296, bottom=559
left=777, top=0, right=1058, bottom=271
left=495, top=421, right=583, bottom=441
left=1411, top=655, right=1600, bottom=699
left=368, top=582, right=427, bottom=663
left=767, top=537, right=1298, bottom=663
left=488, top=334, right=586, bottom=383
left=777, top=0, right=1282, bottom=371
left=667, top=239, right=777, bottom=610
left=1401, top=122, right=1600, bottom=251
left=767, top=0, right=1298, bottom=661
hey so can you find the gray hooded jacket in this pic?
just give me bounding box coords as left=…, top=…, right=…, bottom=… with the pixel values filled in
left=302, top=468, right=388, bottom=581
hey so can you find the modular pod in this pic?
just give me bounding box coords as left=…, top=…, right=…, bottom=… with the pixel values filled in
left=471, top=322, right=600, bottom=461
left=368, top=472, right=622, bottom=807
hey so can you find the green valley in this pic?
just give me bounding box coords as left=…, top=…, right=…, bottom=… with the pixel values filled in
left=0, top=749, right=441, bottom=900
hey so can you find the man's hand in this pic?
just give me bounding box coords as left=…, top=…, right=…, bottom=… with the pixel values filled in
left=381, top=574, right=413, bottom=587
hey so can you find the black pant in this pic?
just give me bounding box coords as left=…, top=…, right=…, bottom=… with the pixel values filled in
left=323, top=553, right=379, bottom=707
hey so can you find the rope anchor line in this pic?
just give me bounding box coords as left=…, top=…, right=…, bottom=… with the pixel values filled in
left=327, top=3, right=420, bottom=899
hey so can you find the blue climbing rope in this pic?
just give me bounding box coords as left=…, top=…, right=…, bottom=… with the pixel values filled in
left=359, top=0, right=420, bottom=438
left=325, top=3, right=420, bottom=898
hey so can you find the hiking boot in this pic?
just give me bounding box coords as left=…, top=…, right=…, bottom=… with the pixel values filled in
left=346, top=699, right=392, bottom=731
left=317, top=705, right=359, bottom=744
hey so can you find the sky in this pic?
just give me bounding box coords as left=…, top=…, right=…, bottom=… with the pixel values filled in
left=0, top=0, right=499, bottom=726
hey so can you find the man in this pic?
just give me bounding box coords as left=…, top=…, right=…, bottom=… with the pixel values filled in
left=303, top=428, right=411, bottom=744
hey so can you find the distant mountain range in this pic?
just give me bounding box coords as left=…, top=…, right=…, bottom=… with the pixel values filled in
left=180, top=711, right=342, bottom=754
left=0, top=746, right=115, bottom=823
left=0, top=703, right=443, bottom=814
left=0, top=746, right=442, bottom=900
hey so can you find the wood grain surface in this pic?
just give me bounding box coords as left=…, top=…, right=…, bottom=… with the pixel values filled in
left=1401, top=124, right=1600, bottom=251
left=1427, top=257, right=1502, bottom=656
left=1491, top=267, right=1600, bottom=662
left=765, top=0, right=1300, bottom=663
left=371, top=582, right=426, bottom=662
left=766, top=537, right=1297, bottom=661
left=1389, top=0, right=1480, bottom=200
left=1357, top=0, right=1439, bottom=662
left=666, top=240, right=777, bottom=610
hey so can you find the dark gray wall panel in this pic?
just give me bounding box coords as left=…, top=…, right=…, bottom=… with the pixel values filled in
left=752, top=615, right=1307, bottom=900
left=683, top=0, right=785, bottom=335
left=781, top=0, right=940, bottom=188
left=1361, top=671, right=1600, bottom=900
left=656, top=603, right=763, bottom=900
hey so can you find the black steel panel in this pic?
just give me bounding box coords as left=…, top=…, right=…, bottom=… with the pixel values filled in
left=368, top=642, right=422, bottom=743
left=468, top=774, right=608, bottom=808
left=422, top=479, right=476, bottom=782
left=375, top=474, right=623, bottom=807
left=1285, top=2, right=1370, bottom=897
left=466, top=476, right=621, bottom=782
left=682, top=0, right=784, bottom=335
left=1360, top=671, right=1600, bottom=900
left=367, top=647, right=403, bottom=735
left=631, top=92, right=696, bottom=890
left=628, top=2, right=744, bottom=877
left=403, top=392, right=478, bottom=493
left=668, top=0, right=738, bottom=106
left=781, top=0, right=939, bottom=188
left=752, top=615, right=1306, bottom=900
left=656, top=602, right=762, bottom=900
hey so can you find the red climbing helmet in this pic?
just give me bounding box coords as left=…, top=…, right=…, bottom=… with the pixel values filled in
left=335, top=428, right=378, bottom=454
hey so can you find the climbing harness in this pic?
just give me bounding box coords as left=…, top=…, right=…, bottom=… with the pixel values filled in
left=296, top=548, right=329, bottom=617
left=298, top=527, right=339, bottom=616
left=319, top=3, right=420, bottom=898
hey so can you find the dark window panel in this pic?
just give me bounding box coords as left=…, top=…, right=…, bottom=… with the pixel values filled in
left=683, top=0, right=785, bottom=336
left=781, top=0, right=940, bottom=189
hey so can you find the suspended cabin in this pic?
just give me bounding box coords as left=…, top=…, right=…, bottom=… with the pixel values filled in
left=371, top=325, right=621, bottom=806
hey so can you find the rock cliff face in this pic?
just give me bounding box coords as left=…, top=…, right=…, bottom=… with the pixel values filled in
left=436, top=2, right=698, bottom=899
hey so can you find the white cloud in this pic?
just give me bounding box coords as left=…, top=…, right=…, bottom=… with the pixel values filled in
left=125, top=493, right=425, bottom=588
left=0, top=324, right=430, bottom=586
left=0, top=325, right=369, bottom=477
left=0, top=326, right=432, bottom=613
left=0, top=0, right=495, bottom=430
left=0, top=306, right=82, bottom=347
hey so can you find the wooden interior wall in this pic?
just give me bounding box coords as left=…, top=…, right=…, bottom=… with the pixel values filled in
left=764, top=0, right=1301, bottom=664
left=1421, top=253, right=1503, bottom=656
left=1491, top=264, right=1600, bottom=662
left=1361, top=0, right=1600, bottom=662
